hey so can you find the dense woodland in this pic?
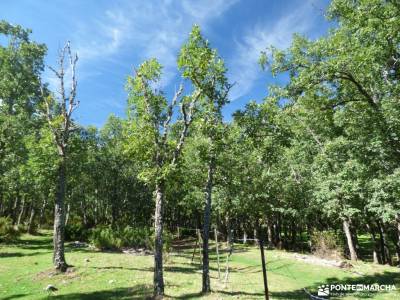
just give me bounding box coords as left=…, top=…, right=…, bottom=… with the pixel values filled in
left=1, top=0, right=400, bottom=297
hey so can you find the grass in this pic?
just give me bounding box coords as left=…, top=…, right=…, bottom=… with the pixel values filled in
left=0, top=232, right=399, bottom=299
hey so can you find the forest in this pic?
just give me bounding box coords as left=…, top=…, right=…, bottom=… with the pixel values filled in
left=1, top=0, right=400, bottom=299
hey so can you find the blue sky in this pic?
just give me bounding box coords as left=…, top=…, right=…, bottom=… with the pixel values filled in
left=1, top=0, right=332, bottom=127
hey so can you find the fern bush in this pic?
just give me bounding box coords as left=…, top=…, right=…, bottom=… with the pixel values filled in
left=90, top=227, right=122, bottom=250
left=120, top=226, right=152, bottom=249
left=0, top=217, right=20, bottom=242
left=65, top=222, right=89, bottom=241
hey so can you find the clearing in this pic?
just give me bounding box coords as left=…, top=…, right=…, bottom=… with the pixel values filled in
left=0, top=232, right=399, bottom=299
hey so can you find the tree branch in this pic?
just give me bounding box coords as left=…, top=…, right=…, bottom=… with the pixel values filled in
left=171, top=90, right=201, bottom=166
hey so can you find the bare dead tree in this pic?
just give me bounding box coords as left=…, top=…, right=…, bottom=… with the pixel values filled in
left=42, top=41, right=78, bottom=272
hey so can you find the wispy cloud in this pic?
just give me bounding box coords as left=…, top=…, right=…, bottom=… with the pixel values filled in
left=228, top=1, right=322, bottom=100
left=182, top=0, right=238, bottom=21
left=72, top=0, right=238, bottom=86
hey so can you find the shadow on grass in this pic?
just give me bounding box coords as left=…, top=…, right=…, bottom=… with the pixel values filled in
left=171, top=290, right=265, bottom=299
left=10, top=238, right=54, bottom=251
left=89, top=264, right=201, bottom=274
left=165, top=265, right=199, bottom=274
left=90, top=266, right=153, bottom=272
left=40, top=285, right=153, bottom=300
left=0, top=251, right=50, bottom=258
left=1, top=294, right=29, bottom=300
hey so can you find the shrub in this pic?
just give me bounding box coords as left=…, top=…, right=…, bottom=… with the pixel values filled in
left=89, top=227, right=121, bottom=250
left=0, top=217, right=20, bottom=242
left=16, top=224, right=28, bottom=234
left=27, top=221, right=38, bottom=235
left=89, top=226, right=173, bottom=252
left=65, top=223, right=89, bottom=241
left=310, top=230, right=343, bottom=259
left=120, top=226, right=152, bottom=249
left=178, top=227, right=197, bottom=238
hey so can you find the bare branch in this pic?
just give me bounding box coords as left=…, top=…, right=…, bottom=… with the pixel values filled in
left=136, top=70, right=161, bottom=148
left=67, top=42, right=79, bottom=119
left=171, top=90, right=201, bottom=166
left=44, top=41, right=79, bottom=155
left=161, top=83, right=184, bottom=143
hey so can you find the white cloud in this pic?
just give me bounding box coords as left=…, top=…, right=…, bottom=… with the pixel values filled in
left=72, top=0, right=238, bottom=86
left=182, top=0, right=238, bottom=21
left=228, top=1, right=321, bottom=100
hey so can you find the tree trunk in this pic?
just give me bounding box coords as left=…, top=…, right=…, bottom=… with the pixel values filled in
left=38, top=198, right=47, bottom=228
left=290, top=222, right=297, bottom=250
left=226, top=214, right=232, bottom=246
left=366, top=222, right=380, bottom=264
left=343, top=218, right=358, bottom=261
left=27, top=206, right=36, bottom=234
left=80, top=201, right=88, bottom=226
left=65, top=203, right=70, bottom=226
left=377, top=220, right=392, bottom=265
left=111, top=179, right=118, bottom=228
left=267, top=221, right=274, bottom=247
left=53, top=159, right=68, bottom=272
left=202, top=157, right=214, bottom=293
left=243, top=231, right=248, bottom=244
left=154, top=181, right=164, bottom=297
left=351, top=227, right=360, bottom=253
left=283, top=223, right=288, bottom=248
left=17, top=197, right=25, bottom=227
left=396, top=214, right=400, bottom=266
left=11, top=195, right=19, bottom=225
left=274, top=219, right=282, bottom=249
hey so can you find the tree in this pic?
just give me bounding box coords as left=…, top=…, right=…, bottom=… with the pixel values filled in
left=0, top=21, right=46, bottom=223
left=261, top=0, right=400, bottom=261
left=42, top=42, right=79, bottom=271
left=178, top=25, right=231, bottom=293
left=126, top=56, right=199, bottom=296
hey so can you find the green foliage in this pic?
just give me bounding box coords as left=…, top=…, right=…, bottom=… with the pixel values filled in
left=120, top=226, right=153, bottom=249
left=90, top=227, right=123, bottom=250
left=0, top=217, right=20, bottom=242
left=65, top=223, right=89, bottom=242
left=310, top=230, right=344, bottom=259
left=89, top=226, right=156, bottom=251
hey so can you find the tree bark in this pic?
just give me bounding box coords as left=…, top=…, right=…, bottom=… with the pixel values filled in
left=65, top=203, right=70, bottom=227
left=396, top=214, right=400, bottom=265
left=202, top=157, right=214, bottom=293
left=11, top=195, right=19, bottom=225
left=53, top=159, right=68, bottom=272
left=290, top=222, right=297, bottom=250
left=38, top=198, right=47, bottom=228
left=343, top=218, right=358, bottom=261
left=17, top=196, right=25, bottom=227
left=80, top=200, right=88, bottom=226
left=27, top=206, right=36, bottom=234
left=377, top=220, right=392, bottom=265
left=274, top=219, right=282, bottom=249
left=154, top=181, right=164, bottom=297
left=267, top=221, right=274, bottom=247
left=226, top=214, right=232, bottom=246
left=366, top=222, right=380, bottom=264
